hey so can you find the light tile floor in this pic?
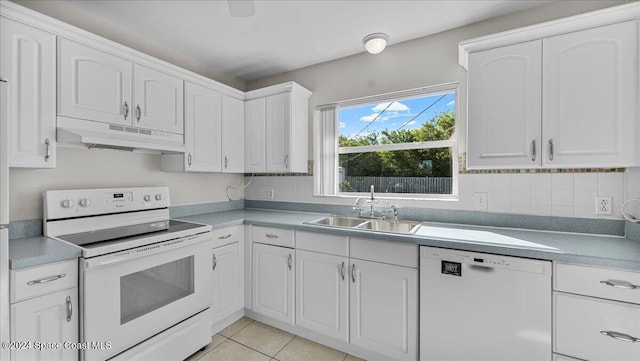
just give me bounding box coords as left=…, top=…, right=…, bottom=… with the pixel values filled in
left=186, top=317, right=365, bottom=361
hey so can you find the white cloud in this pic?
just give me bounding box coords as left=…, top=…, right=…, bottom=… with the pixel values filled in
left=339, top=122, right=346, bottom=128
left=360, top=113, right=380, bottom=122
left=447, top=100, right=455, bottom=107
left=372, top=101, right=410, bottom=112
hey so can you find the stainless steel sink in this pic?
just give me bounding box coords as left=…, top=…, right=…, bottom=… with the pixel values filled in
left=305, top=216, right=422, bottom=235
left=356, top=220, right=422, bottom=234
left=305, top=216, right=369, bottom=228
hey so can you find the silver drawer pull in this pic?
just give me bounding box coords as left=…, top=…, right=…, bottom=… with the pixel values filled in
left=548, top=139, right=554, bottom=161
left=531, top=140, right=536, bottom=161
left=600, top=280, right=639, bottom=290
left=340, top=262, right=345, bottom=281
left=600, top=330, right=639, bottom=343
left=44, top=138, right=51, bottom=162
left=287, top=253, right=292, bottom=270
left=351, top=264, right=356, bottom=283
left=218, top=234, right=232, bottom=240
left=265, top=234, right=278, bottom=239
left=212, top=254, right=217, bottom=271
left=66, top=296, right=72, bottom=322
left=123, top=101, right=129, bottom=120
left=27, top=273, right=66, bottom=285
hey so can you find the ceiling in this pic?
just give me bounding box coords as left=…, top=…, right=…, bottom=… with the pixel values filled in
left=62, top=0, right=555, bottom=82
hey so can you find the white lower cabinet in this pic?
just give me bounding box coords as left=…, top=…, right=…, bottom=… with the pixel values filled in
left=252, top=242, right=295, bottom=325
left=295, top=249, right=349, bottom=342
left=210, top=242, right=242, bottom=326
left=349, top=258, right=418, bottom=361
left=11, top=288, right=78, bottom=361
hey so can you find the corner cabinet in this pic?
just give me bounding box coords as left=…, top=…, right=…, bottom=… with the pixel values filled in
left=0, top=17, right=56, bottom=168
left=244, top=82, right=311, bottom=173
left=463, top=18, right=639, bottom=169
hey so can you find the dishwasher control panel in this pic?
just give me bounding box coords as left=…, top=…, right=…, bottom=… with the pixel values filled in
left=421, top=246, right=550, bottom=275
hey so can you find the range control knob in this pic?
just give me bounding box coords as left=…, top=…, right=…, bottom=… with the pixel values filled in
left=155, top=194, right=162, bottom=201
left=143, top=195, right=151, bottom=202
left=79, top=198, right=91, bottom=207
left=60, top=199, right=74, bottom=208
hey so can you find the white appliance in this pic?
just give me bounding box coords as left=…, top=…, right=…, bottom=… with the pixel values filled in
left=0, top=78, right=10, bottom=361
left=420, top=246, right=552, bottom=361
left=44, top=187, right=213, bottom=361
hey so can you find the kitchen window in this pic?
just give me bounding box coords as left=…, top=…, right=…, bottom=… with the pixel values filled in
left=314, top=82, right=458, bottom=198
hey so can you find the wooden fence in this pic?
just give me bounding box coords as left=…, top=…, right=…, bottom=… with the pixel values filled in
left=343, top=176, right=452, bottom=194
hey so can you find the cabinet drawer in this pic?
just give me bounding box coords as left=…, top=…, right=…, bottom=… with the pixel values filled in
left=555, top=263, right=640, bottom=304
left=11, top=259, right=77, bottom=303
left=554, top=292, right=640, bottom=361
left=209, top=226, right=239, bottom=248
left=350, top=237, right=418, bottom=268
left=252, top=226, right=294, bottom=248
left=296, top=231, right=348, bottom=257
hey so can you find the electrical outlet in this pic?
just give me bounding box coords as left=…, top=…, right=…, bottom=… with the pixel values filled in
left=596, top=196, right=612, bottom=215
left=474, top=192, right=488, bottom=210
left=268, top=189, right=275, bottom=199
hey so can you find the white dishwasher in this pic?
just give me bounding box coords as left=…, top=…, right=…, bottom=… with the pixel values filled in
left=420, top=246, right=552, bottom=361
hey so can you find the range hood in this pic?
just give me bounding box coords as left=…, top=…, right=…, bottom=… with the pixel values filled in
left=57, top=116, right=185, bottom=153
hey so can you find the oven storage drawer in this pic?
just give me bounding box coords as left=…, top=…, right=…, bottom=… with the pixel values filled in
left=10, top=259, right=77, bottom=303
left=555, top=262, right=640, bottom=304
left=554, top=292, right=640, bottom=361
left=252, top=226, right=294, bottom=248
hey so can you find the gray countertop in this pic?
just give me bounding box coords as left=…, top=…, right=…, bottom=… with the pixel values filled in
left=180, top=208, right=640, bottom=271
left=9, top=236, right=81, bottom=270
left=9, top=208, right=640, bottom=271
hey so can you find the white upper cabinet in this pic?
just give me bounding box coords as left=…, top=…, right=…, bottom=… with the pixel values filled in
left=542, top=21, right=637, bottom=168
left=245, top=82, right=311, bottom=173
left=467, top=40, right=542, bottom=169
left=133, top=64, right=184, bottom=134
left=58, top=38, right=131, bottom=126
left=59, top=39, right=184, bottom=135
left=244, top=98, right=267, bottom=172
left=462, top=11, right=640, bottom=170
left=221, top=95, right=245, bottom=173
left=183, top=81, right=221, bottom=172
left=1, top=17, right=56, bottom=168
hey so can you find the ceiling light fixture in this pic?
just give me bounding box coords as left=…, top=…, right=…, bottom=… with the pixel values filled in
left=363, top=33, right=389, bottom=54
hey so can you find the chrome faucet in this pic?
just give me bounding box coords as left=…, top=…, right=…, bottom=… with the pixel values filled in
left=368, top=185, right=376, bottom=217
left=353, top=185, right=381, bottom=219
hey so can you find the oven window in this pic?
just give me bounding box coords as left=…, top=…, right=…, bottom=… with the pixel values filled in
left=120, top=256, right=194, bottom=324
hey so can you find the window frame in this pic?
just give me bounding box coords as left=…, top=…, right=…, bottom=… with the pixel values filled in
left=314, top=82, right=459, bottom=200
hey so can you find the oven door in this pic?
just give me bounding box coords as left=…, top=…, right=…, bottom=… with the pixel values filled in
left=81, top=233, right=212, bottom=361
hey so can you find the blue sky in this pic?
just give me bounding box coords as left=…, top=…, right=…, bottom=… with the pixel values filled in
left=338, top=92, right=455, bottom=139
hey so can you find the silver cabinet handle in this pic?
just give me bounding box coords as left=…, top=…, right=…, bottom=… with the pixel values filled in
left=224, top=156, right=228, bottom=169
left=287, top=253, right=292, bottom=270
left=187, top=153, right=192, bottom=167
left=340, top=262, right=345, bottom=281
left=66, top=295, right=72, bottom=322
left=212, top=254, right=217, bottom=271
left=600, top=280, right=639, bottom=290
left=351, top=264, right=356, bottom=283
left=265, top=234, right=278, bottom=239
left=123, top=101, right=129, bottom=120
left=136, top=105, right=141, bottom=122
left=531, top=140, right=536, bottom=162
left=548, top=139, right=554, bottom=161
left=284, top=155, right=289, bottom=169
left=600, top=330, right=639, bottom=343
left=44, top=138, right=51, bottom=162
left=27, top=273, right=66, bottom=285
left=218, top=234, right=232, bottom=240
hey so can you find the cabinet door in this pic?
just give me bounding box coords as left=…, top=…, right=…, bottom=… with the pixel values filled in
left=542, top=21, right=638, bottom=168
left=11, top=288, right=78, bottom=361
left=266, top=93, right=291, bottom=172
left=350, top=259, right=418, bottom=361
left=252, top=243, right=294, bottom=325
left=295, top=250, right=348, bottom=342
left=58, top=38, right=131, bottom=126
left=221, top=95, right=245, bottom=173
left=467, top=40, right=542, bottom=169
left=1, top=18, right=56, bottom=168
left=211, top=242, right=242, bottom=325
left=133, top=64, right=184, bottom=134
left=244, top=98, right=266, bottom=172
left=184, top=81, right=221, bottom=172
